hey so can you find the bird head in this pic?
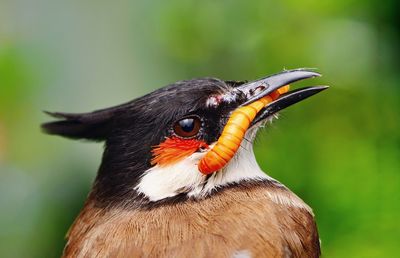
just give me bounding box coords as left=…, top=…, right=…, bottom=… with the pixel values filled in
left=42, top=69, right=327, bottom=207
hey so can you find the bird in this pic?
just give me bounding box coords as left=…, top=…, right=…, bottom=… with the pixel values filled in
left=42, top=69, right=328, bottom=258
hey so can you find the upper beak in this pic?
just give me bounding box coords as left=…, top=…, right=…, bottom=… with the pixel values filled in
left=235, top=69, right=329, bottom=124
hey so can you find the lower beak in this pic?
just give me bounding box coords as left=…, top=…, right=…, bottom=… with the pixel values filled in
left=234, top=69, right=328, bottom=124
left=252, top=86, right=328, bottom=125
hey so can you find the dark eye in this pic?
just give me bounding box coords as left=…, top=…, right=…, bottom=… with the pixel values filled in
left=173, top=116, right=201, bottom=138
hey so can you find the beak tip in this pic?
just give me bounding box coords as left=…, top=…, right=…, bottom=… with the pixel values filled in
left=291, top=68, right=322, bottom=79
left=315, top=85, right=330, bottom=91
left=236, top=68, right=326, bottom=106
left=293, top=67, right=321, bottom=74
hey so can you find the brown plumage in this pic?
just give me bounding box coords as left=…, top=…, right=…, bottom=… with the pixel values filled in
left=64, top=182, right=320, bottom=258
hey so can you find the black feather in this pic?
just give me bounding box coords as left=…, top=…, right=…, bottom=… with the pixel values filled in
left=41, top=109, right=118, bottom=141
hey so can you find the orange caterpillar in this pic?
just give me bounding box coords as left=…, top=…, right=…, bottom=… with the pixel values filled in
left=198, top=85, right=290, bottom=174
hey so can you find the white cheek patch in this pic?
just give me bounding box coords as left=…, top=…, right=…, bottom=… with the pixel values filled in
left=136, top=127, right=272, bottom=202
left=135, top=152, right=207, bottom=202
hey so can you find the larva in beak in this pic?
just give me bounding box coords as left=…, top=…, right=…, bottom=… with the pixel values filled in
left=198, top=85, right=290, bottom=174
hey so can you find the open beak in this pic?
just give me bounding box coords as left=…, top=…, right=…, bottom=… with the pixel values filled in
left=198, top=69, right=328, bottom=174
left=235, top=69, right=329, bottom=125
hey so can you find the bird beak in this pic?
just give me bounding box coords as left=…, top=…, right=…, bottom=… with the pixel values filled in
left=235, top=69, right=329, bottom=125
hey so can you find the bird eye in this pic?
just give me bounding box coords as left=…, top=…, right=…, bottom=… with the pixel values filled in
left=173, top=116, right=201, bottom=138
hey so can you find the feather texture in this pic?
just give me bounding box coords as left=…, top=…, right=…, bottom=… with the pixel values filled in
left=64, top=182, right=320, bottom=258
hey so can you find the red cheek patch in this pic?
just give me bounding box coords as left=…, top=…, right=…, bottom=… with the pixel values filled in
left=151, top=137, right=209, bottom=167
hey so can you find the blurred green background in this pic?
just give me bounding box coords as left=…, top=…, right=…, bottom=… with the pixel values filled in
left=1, top=0, right=399, bottom=257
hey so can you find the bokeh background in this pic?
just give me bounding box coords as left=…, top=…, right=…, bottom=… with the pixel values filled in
left=1, top=0, right=399, bottom=257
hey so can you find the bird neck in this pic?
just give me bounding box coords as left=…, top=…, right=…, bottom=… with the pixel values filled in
left=135, top=126, right=277, bottom=202
left=91, top=127, right=276, bottom=208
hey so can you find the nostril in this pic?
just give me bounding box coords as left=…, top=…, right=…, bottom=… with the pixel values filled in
left=249, top=85, right=266, bottom=96
left=253, top=85, right=266, bottom=95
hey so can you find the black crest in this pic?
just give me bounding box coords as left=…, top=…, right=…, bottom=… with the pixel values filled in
left=41, top=104, right=127, bottom=141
